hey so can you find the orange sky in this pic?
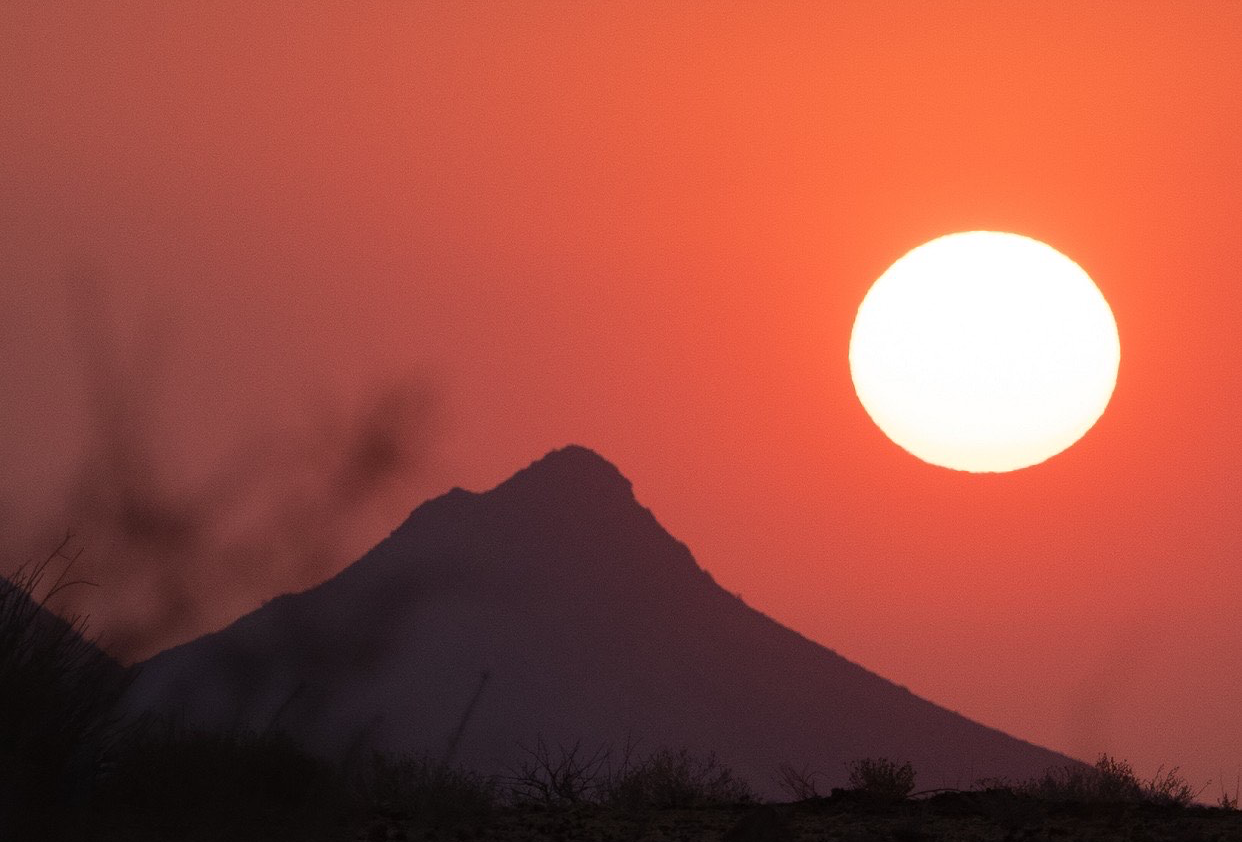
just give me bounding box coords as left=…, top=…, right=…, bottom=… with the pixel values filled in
left=3, top=2, right=1241, bottom=793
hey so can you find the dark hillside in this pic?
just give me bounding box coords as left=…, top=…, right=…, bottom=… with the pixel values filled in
left=125, top=446, right=1077, bottom=796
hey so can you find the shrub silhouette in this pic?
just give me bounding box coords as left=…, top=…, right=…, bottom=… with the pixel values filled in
left=1218, top=776, right=1240, bottom=811
left=845, top=757, right=916, bottom=802
left=503, top=740, right=754, bottom=810
left=606, top=747, right=754, bottom=810
left=505, top=737, right=612, bottom=806
left=0, top=538, right=132, bottom=822
left=1018, top=754, right=1201, bottom=807
left=1143, top=763, right=1201, bottom=807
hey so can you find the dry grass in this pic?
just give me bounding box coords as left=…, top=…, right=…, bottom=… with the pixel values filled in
left=0, top=537, right=132, bottom=818
left=1017, top=754, right=1204, bottom=807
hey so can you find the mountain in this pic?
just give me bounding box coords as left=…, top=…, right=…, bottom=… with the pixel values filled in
left=123, top=445, right=1076, bottom=795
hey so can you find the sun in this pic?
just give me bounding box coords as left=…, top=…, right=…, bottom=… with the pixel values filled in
left=849, top=231, right=1120, bottom=473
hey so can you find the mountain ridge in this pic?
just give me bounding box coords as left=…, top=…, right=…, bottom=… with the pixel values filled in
left=123, top=445, right=1079, bottom=796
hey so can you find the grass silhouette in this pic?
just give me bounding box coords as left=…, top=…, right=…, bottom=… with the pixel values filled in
left=0, top=536, right=133, bottom=834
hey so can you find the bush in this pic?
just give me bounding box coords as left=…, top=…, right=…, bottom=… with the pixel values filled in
left=1095, top=755, right=1146, bottom=802
left=358, top=752, right=496, bottom=821
left=605, top=747, right=754, bottom=810
left=503, top=740, right=754, bottom=811
left=1021, top=755, right=1137, bottom=803
left=1143, top=764, right=1200, bottom=808
left=845, top=757, right=916, bottom=802
left=504, top=737, right=611, bottom=806
left=1019, top=755, right=1201, bottom=807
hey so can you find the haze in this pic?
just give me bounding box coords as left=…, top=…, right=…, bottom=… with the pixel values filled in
left=3, top=3, right=1241, bottom=795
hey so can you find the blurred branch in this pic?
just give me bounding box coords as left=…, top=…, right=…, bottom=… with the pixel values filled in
left=15, top=273, right=434, bottom=662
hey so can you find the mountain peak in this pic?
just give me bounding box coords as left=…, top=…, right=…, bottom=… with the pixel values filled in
left=497, top=444, right=633, bottom=501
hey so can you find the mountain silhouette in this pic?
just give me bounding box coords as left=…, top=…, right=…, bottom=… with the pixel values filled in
left=123, top=445, right=1077, bottom=794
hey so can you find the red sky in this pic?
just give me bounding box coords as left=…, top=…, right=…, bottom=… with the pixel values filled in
left=3, top=3, right=1241, bottom=793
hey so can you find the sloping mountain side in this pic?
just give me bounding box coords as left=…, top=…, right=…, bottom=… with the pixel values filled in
left=123, top=445, right=1078, bottom=796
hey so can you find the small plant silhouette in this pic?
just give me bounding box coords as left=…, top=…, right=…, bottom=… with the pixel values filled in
left=775, top=761, right=825, bottom=800
left=1218, top=775, right=1240, bottom=811
left=505, top=737, right=611, bottom=806
left=845, top=757, right=916, bottom=802
left=1144, top=763, right=1201, bottom=807
left=606, top=747, right=754, bottom=810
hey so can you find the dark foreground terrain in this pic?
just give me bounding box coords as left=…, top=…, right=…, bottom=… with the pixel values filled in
left=5, top=718, right=1239, bottom=842
left=47, top=792, right=1242, bottom=842
left=402, top=799, right=1242, bottom=842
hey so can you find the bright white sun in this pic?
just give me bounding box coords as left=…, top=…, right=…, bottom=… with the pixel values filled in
left=849, top=231, right=1120, bottom=473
